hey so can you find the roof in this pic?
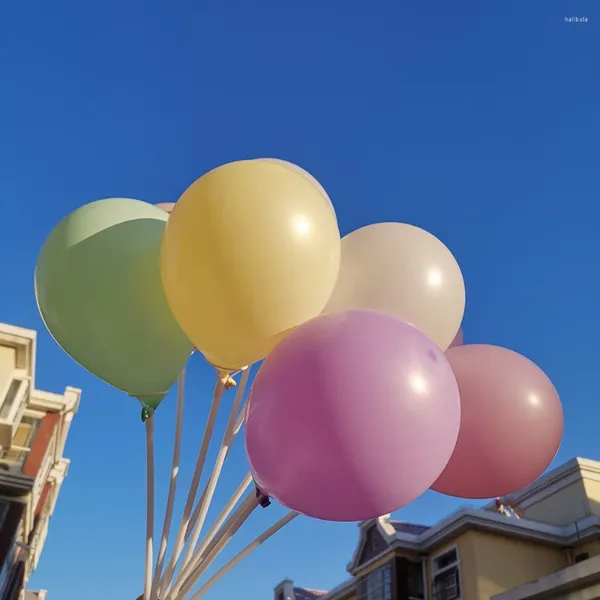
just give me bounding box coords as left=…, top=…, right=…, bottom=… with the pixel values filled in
left=294, top=588, right=328, bottom=600
left=389, top=521, right=430, bottom=535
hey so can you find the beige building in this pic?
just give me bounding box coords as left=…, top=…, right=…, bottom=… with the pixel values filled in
left=277, top=456, right=600, bottom=600
left=0, top=323, right=80, bottom=600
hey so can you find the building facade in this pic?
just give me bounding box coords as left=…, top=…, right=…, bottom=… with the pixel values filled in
left=276, top=457, right=600, bottom=600
left=0, top=323, right=80, bottom=600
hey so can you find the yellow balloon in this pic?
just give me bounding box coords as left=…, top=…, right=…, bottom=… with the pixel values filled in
left=256, top=158, right=336, bottom=217
left=161, top=160, right=341, bottom=371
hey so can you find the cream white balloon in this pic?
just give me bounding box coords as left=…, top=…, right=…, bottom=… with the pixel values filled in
left=256, top=158, right=335, bottom=217
left=324, top=222, right=465, bottom=350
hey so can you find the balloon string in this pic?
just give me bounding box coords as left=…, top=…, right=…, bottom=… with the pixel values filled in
left=187, top=511, right=298, bottom=600
left=150, top=370, right=186, bottom=600
left=174, top=492, right=259, bottom=599
left=144, top=415, right=155, bottom=600
left=156, top=377, right=226, bottom=598
left=184, top=489, right=207, bottom=541
left=232, top=405, right=245, bottom=436
left=169, top=472, right=253, bottom=597
left=185, top=472, right=252, bottom=548
left=166, top=368, right=251, bottom=598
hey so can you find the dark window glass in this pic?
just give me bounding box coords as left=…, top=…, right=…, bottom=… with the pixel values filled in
left=407, top=561, right=425, bottom=599
left=432, top=566, right=460, bottom=600
left=434, top=549, right=457, bottom=571
left=357, top=563, right=392, bottom=600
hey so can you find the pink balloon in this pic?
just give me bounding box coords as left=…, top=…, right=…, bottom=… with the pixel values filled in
left=432, top=345, right=563, bottom=499
left=449, top=327, right=463, bottom=348
left=154, top=202, right=175, bottom=214
left=245, top=309, right=461, bottom=522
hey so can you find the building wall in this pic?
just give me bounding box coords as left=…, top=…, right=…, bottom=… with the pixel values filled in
left=577, top=539, right=600, bottom=558
left=0, top=347, right=15, bottom=389
left=520, top=479, right=591, bottom=526
left=583, top=478, right=600, bottom=518
left=468, top=530, right=567, bottom=600
left=423, top=531, right=569, bottom=600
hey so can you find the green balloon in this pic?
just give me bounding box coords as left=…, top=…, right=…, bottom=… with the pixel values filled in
left=35, top=198, right=193, bottom=410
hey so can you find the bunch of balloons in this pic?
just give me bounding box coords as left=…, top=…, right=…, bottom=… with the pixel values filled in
left=35, top=158, right=563, bottom=523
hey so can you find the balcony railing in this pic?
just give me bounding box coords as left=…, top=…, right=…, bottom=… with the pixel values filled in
left=0, top=445, right=30, bottom=468
left=0, top=378, right=31, bottom=448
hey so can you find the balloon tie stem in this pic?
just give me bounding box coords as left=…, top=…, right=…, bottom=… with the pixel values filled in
left=255, top=485, right=271, bottom=508
left=215, top=368, right=237, bottom=390
left=131, top=392, right=169, bottom=423
left=141, top=405, right=154, bottom=422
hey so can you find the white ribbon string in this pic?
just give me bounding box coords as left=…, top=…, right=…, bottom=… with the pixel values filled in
left=185, top=489, right=207, bottom=541
left=232, top=406, right=245, bottom=436
left=156, top=377, right=226, bottom=597
left=144, top=416, right=155, bottom=600
left=187, top=512, right=298, bottom=600
left=175, top=492, right=259, bottom=599
left=187, top=473, right=253, bottom=568
left=166, top=369, right=251, bottom=597
left=150, top=370, right=186, bottom=600
left=169, top=472, right=253, bottom=596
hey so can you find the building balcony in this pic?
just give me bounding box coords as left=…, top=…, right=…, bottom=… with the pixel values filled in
left=0, top=321, right=80, bottom=600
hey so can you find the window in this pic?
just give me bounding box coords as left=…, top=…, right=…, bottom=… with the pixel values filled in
left=407, top=561, right=425, bottom=599
left=0, top=558, right=8, bottom=598
left=434, top=549, right=457, bottom=571
left=431, top=548, right=461, bottom=600
left=0, top=414, right=41, bottom=466
left=0, top=501, right=16, bottom=597
left=0, top=500, right=8, bottom=528
left=357, top=564, right=392, bottom=600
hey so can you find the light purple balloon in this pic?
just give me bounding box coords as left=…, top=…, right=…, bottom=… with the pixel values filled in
left=244, top=309, right=461, bottom=522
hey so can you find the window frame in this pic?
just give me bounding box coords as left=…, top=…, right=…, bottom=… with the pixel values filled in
left=430, top=546, right=461, bottom=600
left=406, top=559, right=426, bottom=600
left=356, top=562, right=393, bottom=600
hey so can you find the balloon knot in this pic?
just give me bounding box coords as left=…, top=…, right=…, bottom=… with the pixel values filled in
left=141, top=406, right=154, bottom=422
left=255, top=485, right=271, bottom=508
left=223, top=375, right=237, bottom=390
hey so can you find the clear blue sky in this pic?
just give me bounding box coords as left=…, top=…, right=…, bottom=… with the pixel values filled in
left=1, top=1, right=599, bottom=599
